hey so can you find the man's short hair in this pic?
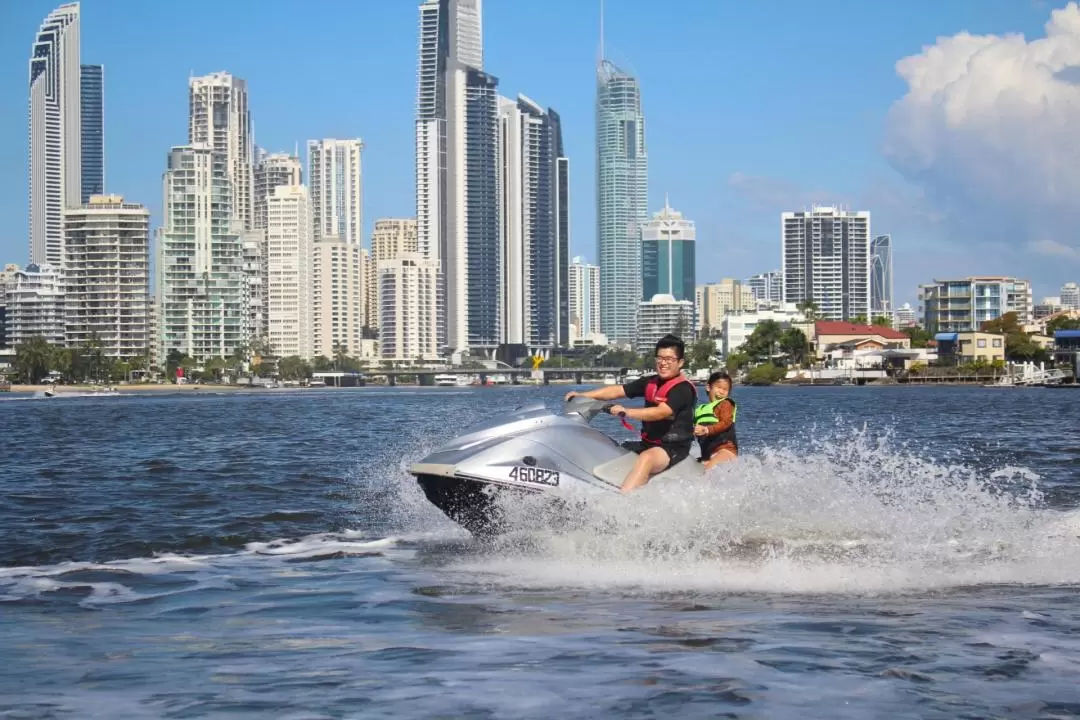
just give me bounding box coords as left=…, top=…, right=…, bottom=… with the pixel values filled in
left=655, top=334, right=685, bottom=359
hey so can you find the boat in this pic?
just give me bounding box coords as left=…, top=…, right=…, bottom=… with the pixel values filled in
left=433, top=373, right=459, bottom=387
left=408, top=395, right=706, bottom=536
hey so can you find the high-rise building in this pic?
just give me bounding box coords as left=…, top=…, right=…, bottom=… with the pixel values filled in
left=416, top=0, right=499, bottom=358
left=781, top=206, right=871, bottom=321
left=871, top=233, right=893, bottom=316
left=241, top=228, right=267, bottom=346
left=158, top=144, right=246, bottom=363
left=636, top=294, right=694, bottom=356
left=62, top=195, right=149, bottom=358
left=311, top=239, right=364, bottom=359
left=361, top=248, right=379, bottom=332
left=3, top=263, right=66, bottom=347
left=696, top=280, right=755, bottom=332
left=307, top=139, right=364, bottom=244
left=461, top=68, right=501, bottom=353
left=497, top=94, right=563, bottom=352
left=919, top=276, right=1033, bottom=333
left=747, top=270, right=782, bottom=305
left=642, top=198, right=695, bottom=303
left=894, top=302, right=916, bottom=328
left=552, top=111, right=570, bottom=347
left=378, top=253, right=442, bottom=362
left=266, top=185, right=312, bottom=360
left=371, top=218, right=418, bottom=262
left=189, top=72, right=253, bottom=230
left=253, top=150, right=302, bottom=230
left=79, top=64, right=104, bottom=204
left=596, top=55, right=648, bottom=346
left=28, top=3, right=82, bottom=266
left=1061, top=282, right=1079, bottom=310
left=569, top=256, right=601, bottom=344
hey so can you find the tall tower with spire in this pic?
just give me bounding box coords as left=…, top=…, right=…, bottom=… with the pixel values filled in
left=595, top=1, right=648, bottom=347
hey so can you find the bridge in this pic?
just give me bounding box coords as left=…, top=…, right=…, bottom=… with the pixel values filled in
left=366, top=367, right=634, bottom=387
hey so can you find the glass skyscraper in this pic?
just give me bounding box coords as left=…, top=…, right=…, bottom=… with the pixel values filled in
left=870, top=233, right=893, bottom=315
left=596, top=58, right=647, bottom=347
left=80, top=64, right=104, bottom=203
left=641, top=198, right=695, bottom=303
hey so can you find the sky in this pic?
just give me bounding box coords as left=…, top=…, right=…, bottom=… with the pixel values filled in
left=2, top=0, right=1079, bottom=307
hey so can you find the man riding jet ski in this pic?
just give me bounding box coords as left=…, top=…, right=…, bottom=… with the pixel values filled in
left=408, top=335, right=707, bottom=535
left=565, top=334, right=697, bottom=493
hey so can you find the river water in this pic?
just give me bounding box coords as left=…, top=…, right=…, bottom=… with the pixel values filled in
left=1, top=385, right=1079, bottom=718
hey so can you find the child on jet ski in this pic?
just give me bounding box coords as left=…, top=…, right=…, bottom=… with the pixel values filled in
left=564, top=334, right=696, bottom=493
left=693, top=371, right=738, bottom=469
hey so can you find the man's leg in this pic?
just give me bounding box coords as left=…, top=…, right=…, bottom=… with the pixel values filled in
left=620, top=446, right=671, bottom=493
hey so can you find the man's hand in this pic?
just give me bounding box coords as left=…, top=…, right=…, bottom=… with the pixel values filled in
left=607, top=404, right=628, bottom=417
left=564, top=390, right=578, bottom=402
left=693, top=424, right=709, bottom=437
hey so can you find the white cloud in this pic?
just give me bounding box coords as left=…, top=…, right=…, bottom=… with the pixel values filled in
left=1029, top=238, right=1080, bottom=260
left=883, top=1, right=1080, bottom=261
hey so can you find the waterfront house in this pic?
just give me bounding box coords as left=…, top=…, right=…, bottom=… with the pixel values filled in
left=813, top=321, right=910, bottom=355
left=933, top=331, right=1005, bottom=365
left=1054, top=330, right=1080, bottom=378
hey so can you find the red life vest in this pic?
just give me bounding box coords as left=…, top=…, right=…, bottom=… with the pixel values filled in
left=638, top=374, right=695, bottom=444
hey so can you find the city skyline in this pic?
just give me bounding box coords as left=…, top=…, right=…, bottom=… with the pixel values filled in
left=3, top=0, right=1080, bottom=306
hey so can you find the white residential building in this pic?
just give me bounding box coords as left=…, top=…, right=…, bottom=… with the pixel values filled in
left=919, top=276, right=1034, bottom=333
left=720, top=306, right=805, bottom=359
left=416, top=0, right=499, bottom=357
left=370, top=218, right=418, bottom=262
left=157, top=144, right=246, bottom=363
left=308, top=138, right=363, bottom=245
left=636, top=294, right=694, bottom=356
left=62, top=195, right=150, bottom=358
left=311, top=238, right=364, bottom=359
left=4, top=263, right=66, bottom=346
left=894, top=302, right=917, bottom=328
left=361, top=248, right=378, bottom=333
left=378, top=253, right=441, bottom=363
left=253, top=150, right=302, bottom=230
left=697, top=280, right=755, bottom=332
left=497, top=94, right=563, bottom=352
left=189, top=72, right=253, bottom=230
left=781, top=206, right=871, bottom=321
left=569, top=256, right=601, bottom=344
left=746, top=270, right=782, bottom=305
left=266, top=185, right=312, bottom=360
left=28, top=3, right=82, bottom=267
left=242, top=228, right=267, bottom=346
left=1062, top=282, right=1079, bottom=310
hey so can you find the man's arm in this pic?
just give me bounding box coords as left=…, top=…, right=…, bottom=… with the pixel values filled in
left=623, top=402, right=673, bottom=422
left=565, top=384, right=627, bottom=402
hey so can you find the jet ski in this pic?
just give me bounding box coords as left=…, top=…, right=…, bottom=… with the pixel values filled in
left=408, top=395, right=705, bottom=536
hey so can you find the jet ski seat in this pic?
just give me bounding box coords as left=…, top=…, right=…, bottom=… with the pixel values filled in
left=592, top=453, right=640, bottom=487
left=592, top=450, right=707, bottom=488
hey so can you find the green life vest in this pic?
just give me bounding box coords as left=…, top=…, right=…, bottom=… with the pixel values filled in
left=694, top=397, right=737, bottom=425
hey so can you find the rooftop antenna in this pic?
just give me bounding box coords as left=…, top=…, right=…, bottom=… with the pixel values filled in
left=599, top=0, right=605, bottom=63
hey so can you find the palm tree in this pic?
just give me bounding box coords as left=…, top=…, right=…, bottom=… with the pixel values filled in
left=797, top=299, right=820, bottom=323
left=14, top=336, right=55, bottom=384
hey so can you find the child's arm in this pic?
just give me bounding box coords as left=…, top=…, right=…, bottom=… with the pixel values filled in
left=702, top=401, right=734, bottom=435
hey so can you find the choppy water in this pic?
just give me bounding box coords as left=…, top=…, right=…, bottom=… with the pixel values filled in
left=1, top=385, right=1079, bottom=718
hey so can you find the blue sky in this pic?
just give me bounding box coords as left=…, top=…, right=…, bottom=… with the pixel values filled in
left=1, top=0, right=1076, bottom=306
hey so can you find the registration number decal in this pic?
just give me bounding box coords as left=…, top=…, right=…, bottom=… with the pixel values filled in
left=508, top=466, right=560, bottom=486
